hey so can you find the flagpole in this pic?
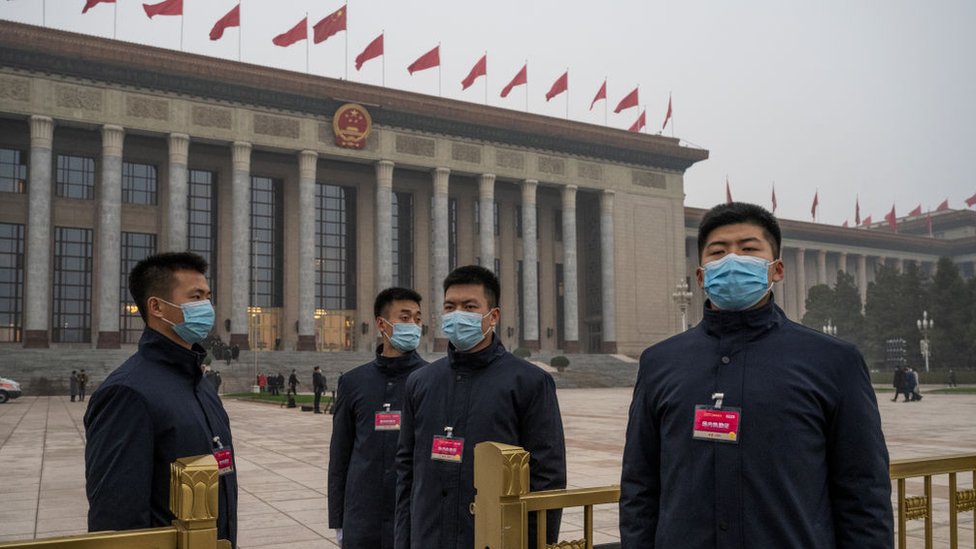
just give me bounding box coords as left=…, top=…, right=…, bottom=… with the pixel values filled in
left=344, top=5, right=348, bottom=80
left=524, top=59, right=528, bottom=113
left=305, top=13, right=310, bottom=74
left=438, top=42, right=442, bottom=97
left=42, top=0, right=46, bottom=27
left=565, top=67, right=569, bottom=120
left=238, top=0, right=242, bottom=62
left=180, top=11, right=184, bottom=51
left=113, top=0, right=117, bottom=39
left=604, top=77, right=608, bottom=126
left=483, top=51, right=488, bottom=106
left=382, top=31, right=386, bottom=87
left=670, top=92, right=675, bottom=138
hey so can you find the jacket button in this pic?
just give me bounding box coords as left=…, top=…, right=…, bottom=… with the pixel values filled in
left=721, top=356, right=730, bottom=364
left=719, top=520, right=729, bottom=531
left=455, top=375, right=462, bottom=381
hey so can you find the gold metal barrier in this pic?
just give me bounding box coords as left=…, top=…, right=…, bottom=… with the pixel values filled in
left=0, top=454, right=231, bottom=549
left=472, top=441, right=620, bottom=549
left=889, top=453, right=976, bottom=549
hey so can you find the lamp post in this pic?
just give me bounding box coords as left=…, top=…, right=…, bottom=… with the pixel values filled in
left=821, top=319, right=837, bottom=336
left=917, top=310, right=933, bottom=373
left=671, top=279, right=693, bottom=331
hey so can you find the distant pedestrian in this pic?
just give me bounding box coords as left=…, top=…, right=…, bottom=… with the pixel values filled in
left=258, top=373, right=267, bottom=393
left=312, top=367, right=327, bottom=414
left=276, top=372, right=285, bottom=396
left=892, top=367, right=908, bottom=402
left=214, top=371, right=222, bottom=394
left=69, top=370, right=79, bottom=402
left=287, top=369, right=299, bottom=397
left=947, top=369, right=957, bottom=388
left=78, top=369, right=89, bottom=401
left=907, top=368, right=922, bottom=401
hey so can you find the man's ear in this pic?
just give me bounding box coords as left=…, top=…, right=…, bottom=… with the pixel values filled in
left=770, top=258, right=786, bottom=284
left=146, top=296, right=165, bottom=319
left=695, top=266, right=705, bottom=289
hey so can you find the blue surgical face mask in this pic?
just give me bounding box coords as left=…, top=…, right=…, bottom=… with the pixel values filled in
left=158, top=298, right=215, bottom=344
left=381, top=318, right=422, bottom=352
left=702, top=253, right=775, bottom=311
left=441, top=310, right=494, bottom=352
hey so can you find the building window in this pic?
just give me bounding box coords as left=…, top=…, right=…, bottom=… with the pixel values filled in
left=56, top=154, right=95, bottom=200
left=122, top=162, right=158, bottom=205
left=393, top=191, right=414, bottom=289
left=0, top=149, right=27, bottom=194
left=0, top=223, right=24, bottom=342
left=515, top=205, right=523, bottom=239
left=555, top=209, right=563, bottom=242
left=316, top=183, right=357, bottom=310
left=448, top=198, right=458, bottom=270
left=119, top=232, right=156, bottom=344
left=494, top=201, right=500, bottom=236
left=53, top=227, right=93, bottom=343
left=250, top=176, right=283, bottom=308
left=474, top=199, right=499, bottom=235
left=188, top=170, right=218, bottom=300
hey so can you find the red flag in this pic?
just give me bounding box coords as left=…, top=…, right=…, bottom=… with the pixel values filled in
left=966, top=191, right=976, bottom=208
left=862, top=215, right=872, bottom=226
left=908, top=204, right=922, bottom=217
left=926, top=213, right=933, bottom=236
left=355, top=33, right=384, bottom=71
left=855, top=196, right=861, bottom=225
left=407, top=45, right=440, bottom=75
left=661, top=94, right=672, bottom=130
left=272, top=17, right=308, bottom=47
left=461, top=54, right=487, bottom=90
left=614, top=87, right=639, bottom=113
left=82, top=0, right=114, bottom=14
left=628, top=110, right=646, bottom=133
left=935, top=198, right=949, bottom=211
left=143, top=0, right=182, bottom=18
left=545, top=71, right=568, bottom=102
left=771, top=184, right=777, bottom=213
left=590, top=80, right=606, bottom=111
left=209, top=4, right=240, bottom=41
left=725, top=178, right=733, bottom=204
left=500, top=64, right=527, bottom=98
left=884, top=204, right=897, bottom=231
left=313, top=5, right=347, bottom=44
left=842, top=220, right=849, bottom=228
left=811, top=191, right=819, bottom=220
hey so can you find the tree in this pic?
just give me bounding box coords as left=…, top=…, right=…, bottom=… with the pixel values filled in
left=801, top=284, right=833, bottom=330
left=832, top=270, right=866, bottom=350
left=927, top=257, right=972, bottom=370
left=864, top=264, right=927, bottom=369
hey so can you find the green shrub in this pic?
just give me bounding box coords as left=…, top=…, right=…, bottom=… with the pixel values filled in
left=513, top=347, right=532, bottom=358
left=550, top=355, right=570, bottom=372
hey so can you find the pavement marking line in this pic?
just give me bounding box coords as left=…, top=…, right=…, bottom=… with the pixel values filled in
left=33, top=397, right=51, bottom=539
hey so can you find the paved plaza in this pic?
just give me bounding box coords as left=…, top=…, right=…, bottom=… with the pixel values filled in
left=0, top=387, right=974, bottom=547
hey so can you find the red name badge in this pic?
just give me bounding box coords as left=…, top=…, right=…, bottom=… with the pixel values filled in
left=692, top=406, right=741, bottom=443
left=375, top=411, right=402, bottom=431
left=213, top=448, right=234, bottom=475
left=431, top=436, right=464, bottom=463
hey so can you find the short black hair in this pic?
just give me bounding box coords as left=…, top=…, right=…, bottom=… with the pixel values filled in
left=443, top=265, right=500, bottom=308
left=129, top=252, right=208, bottom=322
left=697, top=202, right=782, bottom=261
left=374, top=287, right=423, bottom=318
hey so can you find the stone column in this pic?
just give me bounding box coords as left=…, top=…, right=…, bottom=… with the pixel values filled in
left=857, top=255, right=868, bottom=305
left=895, top=257, right=904, bottom=273
left=166, top=133, right=190, bottom=252
left=297, top=150, right=318, bottom=351
left=521, top=180, right=539, bottom=350
left=561, top=185, right=579, bottom=352
left=431, top=167, right=450, bottom=350
left=24, top=116, right=54, bottom=348
left=600, top=190, right=617, bottom=353
left=838, top=252, right=848, bottom=274
left=95, top=125, right=125, bottom=349
left=795, top=248, right=807, bottom=319
left=375, top=160, right=394, bottom=291
left=817, top=249, right=827, bottom=285
left=229, top=142, right=251, bottom=349
left=479, top=173, right=496, bottom=271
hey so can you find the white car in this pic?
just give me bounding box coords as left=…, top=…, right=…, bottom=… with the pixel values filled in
left=0, top=377, right=22, bottom=403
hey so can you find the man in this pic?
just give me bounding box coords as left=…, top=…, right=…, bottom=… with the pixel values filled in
left=395, top=266, right=566, bottom=549
left=77, top=369, right=88, bottom=401
left=69, top=370, right=78, bottom=402
left=84, top=252, right=237, bottom=546
left=288, top=369, right=299, bottom=397
left=312, top=366, right=327, bottom=414
left=619, top=202, right=892, bottom=548
left=329, top=287, right=428, bottom=549
left=892, top=366, right=906, bottom=401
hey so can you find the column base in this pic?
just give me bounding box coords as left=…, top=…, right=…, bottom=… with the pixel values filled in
left=434, top=337, right=448, bottom=352
left=296, top=335, right=316, bottom=351
left=96, top=331, right=121, bottom=349
left=521, top=339, right=540, bottom=351
left=229, top=333, right=250, bottom=351
left=563, top=340, right=580, bottom=353
left=600, top=341, right=618, bottom=354
left=24, top=330, right=49, bottom=348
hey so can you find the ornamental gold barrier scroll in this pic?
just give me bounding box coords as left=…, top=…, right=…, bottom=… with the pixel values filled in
left=472, top=441, right=620, bottom=549
left=0, top=454, right=231, bottom=549
left=889, top=453, right=976, bottom=549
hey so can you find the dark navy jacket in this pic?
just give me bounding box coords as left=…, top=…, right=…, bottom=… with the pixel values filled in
left=328, top=346, right=428, bottom=549
left=394, top=334, right=567, bottom=549
left=85, top=328, right=238, bottom=546
left=619, top=299, right=892, bottom=548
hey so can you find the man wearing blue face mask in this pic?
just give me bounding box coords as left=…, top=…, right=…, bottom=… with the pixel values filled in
left=394, top=265, right=566, bottom=549
left=619, top=202, right=892, bottom=548
left=329, top=287, right=428, bottom=549
left=85, top=252, right=237, bottom=546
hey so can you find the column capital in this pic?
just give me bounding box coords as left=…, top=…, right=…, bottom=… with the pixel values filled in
left=479, top=173, right=496, bottom=197
left=432, top=167, right=450, bottom=195
left=298, top=150, right=318, bottom=178
left=432, top=166, right=451, bottom=177
left=168, top=133, right=190, bottom=164
left=600, top=189, right=615, bottom=212
left=30, top=116, right=54, bottom=148
left=101, top=125, right=125, bottom=157
left=232, top=141, right=252, bottom=171
left=521, top=179, right=538, bottom=205
left=376, top=159, right=395, bottom=186
left=562, top=184, right=578, bottom=209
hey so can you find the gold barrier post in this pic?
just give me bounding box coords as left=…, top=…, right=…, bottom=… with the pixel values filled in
left=472, top=441, right=531, bottom=549
left=890, top=453, right=976, bottom=549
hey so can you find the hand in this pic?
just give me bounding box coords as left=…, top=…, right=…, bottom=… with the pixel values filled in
left=335, top=528, right=342, bottom=547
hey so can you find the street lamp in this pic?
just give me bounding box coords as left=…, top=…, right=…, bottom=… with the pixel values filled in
left=671, top=279, right=693, bottom=331
left=822, top=319, right=837, bottom=336
left=917, top=310, right=933, bottom=373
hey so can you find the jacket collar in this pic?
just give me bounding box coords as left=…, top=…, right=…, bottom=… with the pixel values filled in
left=447, top=332, right=506, bottom=370
left=137, top=327, right=207, bottom=381
left=373, top=345, right=426, bottom=374
left=701, top=293, right=784, bottom=340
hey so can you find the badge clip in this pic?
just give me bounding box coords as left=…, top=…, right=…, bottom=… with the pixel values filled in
left=212, top=436, right=224, bottom=450
left=444, top=426, right=454, bottom=439
left=711, top=392, right=724, bottom=409
left=383, top=403, right=391, bottom=412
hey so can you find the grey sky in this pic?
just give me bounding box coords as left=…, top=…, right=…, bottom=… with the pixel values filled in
left=3, top=0, right=974, bottom=225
